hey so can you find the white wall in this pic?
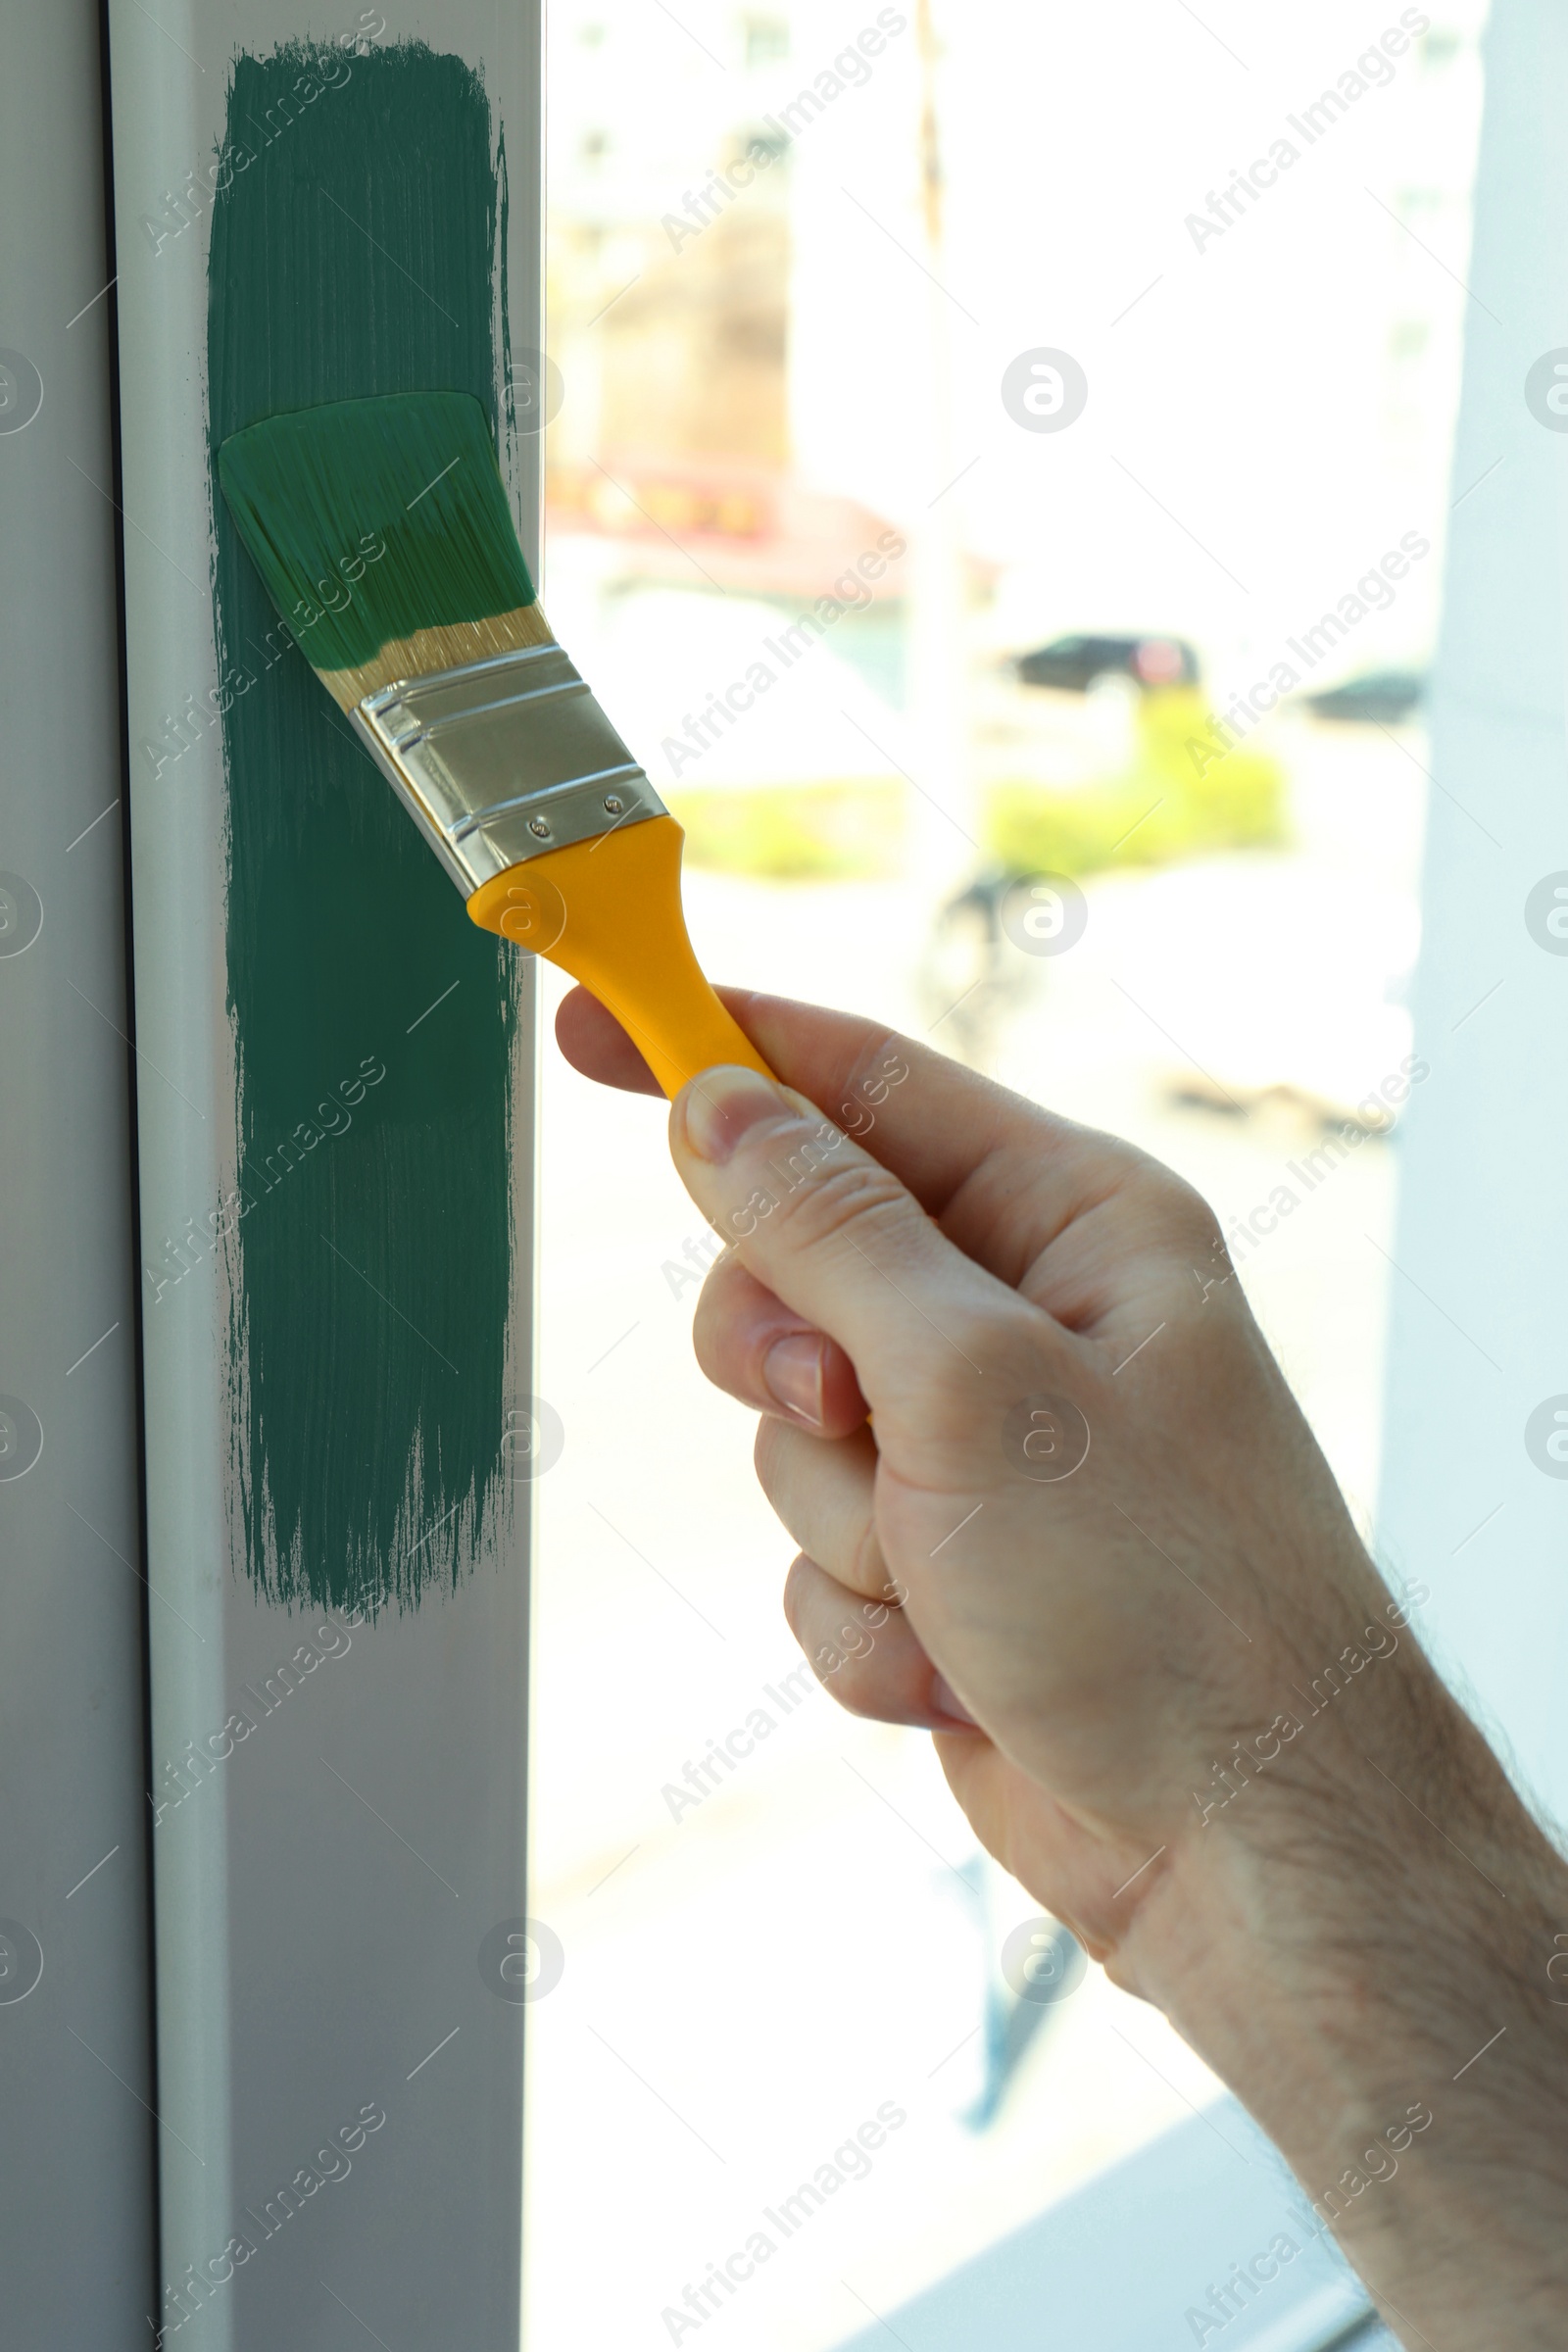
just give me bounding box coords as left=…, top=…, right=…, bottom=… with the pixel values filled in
left=1378, top=0, right=1568, bottom=1827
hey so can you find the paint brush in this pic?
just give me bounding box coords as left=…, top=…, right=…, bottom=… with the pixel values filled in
left=218, top=390, right=773, bottom=1099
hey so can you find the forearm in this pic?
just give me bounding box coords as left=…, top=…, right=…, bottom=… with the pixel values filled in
left=1132, top=1647, right=1568, bottom=2349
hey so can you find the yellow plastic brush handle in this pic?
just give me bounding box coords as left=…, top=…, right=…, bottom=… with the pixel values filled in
left=466, top=813, right=775, bottom=1100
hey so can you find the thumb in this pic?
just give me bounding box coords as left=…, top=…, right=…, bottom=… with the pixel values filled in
left=670, top=1062, right=1031, bottom=1418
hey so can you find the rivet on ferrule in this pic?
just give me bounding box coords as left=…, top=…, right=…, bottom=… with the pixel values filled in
left=348, top=641, right=668, bottom=896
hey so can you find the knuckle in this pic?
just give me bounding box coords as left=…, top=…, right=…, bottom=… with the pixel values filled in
left=1149, top=1167, right=1221, bottom=1252
left=766, top=1149, right=911, bottom=1254
left=691, top=1252, right=769, bottom=1382
left=817, top=1649, right=885, bottom=1720
left=780, top=1552, right=812, bottom=1642
left=836, top=1027, right=911, bottom=1122
left=783, top=1552, right=876, bottom=1703
left=689, top=1282, right=727, bottom=1379
left=693, top=1247, right=749, bottom=1325
left=1163, top=1191, right=1241, bottom=1300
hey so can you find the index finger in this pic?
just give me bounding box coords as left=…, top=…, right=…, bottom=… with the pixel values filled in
left=556, top=982, right=1125, bottom=1256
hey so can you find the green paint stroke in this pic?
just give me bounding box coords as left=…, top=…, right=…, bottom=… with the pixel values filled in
left=208, top=41, right=521, bottom=1612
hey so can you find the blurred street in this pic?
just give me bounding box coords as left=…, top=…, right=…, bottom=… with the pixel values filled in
left=526, top=712, right=1419, bottom=2348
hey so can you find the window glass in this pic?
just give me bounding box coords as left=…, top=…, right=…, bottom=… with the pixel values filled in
left=527, top=5, right=1488, bottom=2341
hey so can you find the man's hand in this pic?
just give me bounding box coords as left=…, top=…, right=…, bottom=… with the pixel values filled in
left=563, top=982, right=1407, bottom=1962
left=558, top=982, right=1568, bottom=2351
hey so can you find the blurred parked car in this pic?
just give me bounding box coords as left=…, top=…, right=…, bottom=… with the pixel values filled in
left=1302, top=668, right=1425, bottom=723
left=1015, top=632, right=1200, bottom=693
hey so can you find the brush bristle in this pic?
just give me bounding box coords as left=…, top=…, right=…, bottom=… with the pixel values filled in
left=219, top=391, right=542, bottom=687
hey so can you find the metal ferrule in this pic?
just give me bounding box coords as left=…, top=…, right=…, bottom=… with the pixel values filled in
left=349, top=641, right=668, bottom=897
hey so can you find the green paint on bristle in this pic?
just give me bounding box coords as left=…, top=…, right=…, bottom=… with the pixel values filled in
left=219, top=390, right=535, bottom=673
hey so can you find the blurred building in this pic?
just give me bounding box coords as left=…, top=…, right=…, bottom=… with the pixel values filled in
left=546, top=2, right=914, bottom=603
left=547, top=0, right=1492, bottom=737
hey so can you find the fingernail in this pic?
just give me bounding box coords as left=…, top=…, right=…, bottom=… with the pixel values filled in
left=680, top=1065, right=789, bottom=1164
left=930, top=1673, right=979, bottom=1729
left=762, top=1333, right=825, bottom=1427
